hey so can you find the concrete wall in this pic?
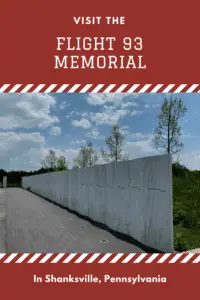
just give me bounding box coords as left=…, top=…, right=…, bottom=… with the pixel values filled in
left=22, top=155, right=173, bottom=252
left=3, top=176, right=7, bottom=188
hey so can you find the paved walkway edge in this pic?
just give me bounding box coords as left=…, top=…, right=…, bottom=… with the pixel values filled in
left=0, top=189, right=7, bottom=252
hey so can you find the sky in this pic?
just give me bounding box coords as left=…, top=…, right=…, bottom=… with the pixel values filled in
left=0, top=92, right=200, bottom=171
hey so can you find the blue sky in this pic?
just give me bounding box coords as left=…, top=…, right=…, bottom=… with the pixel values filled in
left=0, top=93, right=200, bottom=170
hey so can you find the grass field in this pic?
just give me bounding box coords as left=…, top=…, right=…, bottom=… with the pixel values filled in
left=173, top=164, right=200, bottom=251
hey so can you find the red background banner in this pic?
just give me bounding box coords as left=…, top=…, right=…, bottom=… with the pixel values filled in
left=0, top=0, right=200, bottom=84
left=1, top=262, right=200, bottom=299
left=1, top=1, right=200, bottom=298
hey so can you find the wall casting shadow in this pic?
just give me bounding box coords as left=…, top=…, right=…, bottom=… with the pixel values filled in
left=24, top=187, right=164, bottom=253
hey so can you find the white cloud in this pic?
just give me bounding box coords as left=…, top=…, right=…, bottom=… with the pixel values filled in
left=80, top=112, right=89, bottom=117
left=72, top=118, right=91, bottom=129
left=60, top=101, right=69, bottom=110
left=121, top=101, right=138, bottom=109
left=180, top=152, right=200, bottom=170
left=86, top=94, right=142, bottom=126
left=50, top=126, right=61, bottom=136
left=87, top=94, right=123, bottom=106
left=0, top=131, right=81, bottom=171
left=91, top=109, right=129, bottom=125
left=90, top=129, right=100, bottom=138
left=70, top=139, right=86, bottom=145
left=87, top=93, right=137, bottom=106
left=65, top=110, right=79, bottom=119
left=129, top=132, right=153, bottom=140
left=130, top=110, right=143, bottom=116
left=86, top=128, right=105, bottom=141
left=0, top=129, right=196, bottom=171
left=144, top=104, right=160, bottom=109
left=86, top=128, right=102, bottom=140
left=120, top=125, right=129, bottom=135
left=0, top=132, right=45, bottom=170
left=124, top=139, right=157, bottom=159
left=0, top=94, right=58, bottom=129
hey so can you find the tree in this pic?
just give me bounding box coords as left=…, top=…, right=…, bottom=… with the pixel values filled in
left=73, top=142, right=98, bottom=168
left=56, top=156, right=68, bottom=171
left=87, top=142, right=99, bottom=166
left=41, top=149, right=57, bottom=171
left=101, top=124, right=128, bottom=162
left=152, top=97, right=187, bottom=159
left=73, top=146, right=89, bottom=168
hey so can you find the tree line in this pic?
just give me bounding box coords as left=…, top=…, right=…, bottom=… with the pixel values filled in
left=41, top=123, right=129, bottom=171
left=41, top=96, right=187, bottom=171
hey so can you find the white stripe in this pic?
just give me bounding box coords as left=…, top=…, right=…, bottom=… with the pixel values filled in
left=51, top=253, right=65, bottom=263
left=173, top=84, right=187, bottom=93
left=157, top=253, right=171, bottom=263
left=0, top=84, right=10, bottom=92
left=98, top=253, right=112, bottom=263
left=27, top=253, right=42, bottom=263
left=110, top=253, right=124, bottom=263
left=86, top=253, right=101, bottom=263
left=0, top=254, right=6, bottom=260
left=126, top=84, right=140, bottom=93
left=181, top=253, right=195, bottom=263
left=15, top=253, right=30, bottom=263
left=133, top=253, right=147, bottom=263
left=103, top=84, right=116, bottom=93
left=20, top=84, right=34, bottom=93
left=32, top=84, right=46, bottom=93
left=4, top=253, right=18, bottom=263
left=79, top=84, right=93, bottom=93
left=138, top=84, right=152, bottom=93
left=162, top=84, right=175, bottom=93
left=56, top=84, right=69, bottom=93
left=91, top=84, right=104, bottom=93
left=169, top=253, right=183, bottom=263
left=43, top=84, right=57, bottom=93
left=150, top=84, right=163, bottom=93
left=1, top=83, right=200, bottom=94
left=68, top=84, right=81, bottom=93
left=63, top=253, right=77, bottom=263
left=115, top=84, right=128, bottom=93
left=75, top=253, right=89, bottom=263
left=39, top=253, right=54, bottom=263
left=122, top=253, right=136, bottom=263
left=192, top=254, right=200, bottom=263
left=8, top=84, right=22, bottom=93
left=185, top=84, right=199, bottom=93
left=145, top=253, right=159, bottom=263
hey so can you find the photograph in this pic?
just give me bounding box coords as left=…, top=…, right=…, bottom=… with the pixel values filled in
left=1, top=0, right=199, bottom=298
left=0, top=92, right=199, bottom=253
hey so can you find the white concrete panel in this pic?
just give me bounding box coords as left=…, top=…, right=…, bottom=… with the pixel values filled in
left=22, top=155, right=173, bottom=252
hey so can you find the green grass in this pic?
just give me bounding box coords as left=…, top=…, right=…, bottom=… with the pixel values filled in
left=173, top=163, right=200, bottom=251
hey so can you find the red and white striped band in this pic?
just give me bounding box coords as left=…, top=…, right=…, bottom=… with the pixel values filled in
left=0, top=253, right=199, bottom=263
left=0, top=84, right=200, bottom=93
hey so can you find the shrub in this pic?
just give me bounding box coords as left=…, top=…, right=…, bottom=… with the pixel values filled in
left=172, top=163, right=188, bottom=177
left=174, top=232, right=188, bottom=252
